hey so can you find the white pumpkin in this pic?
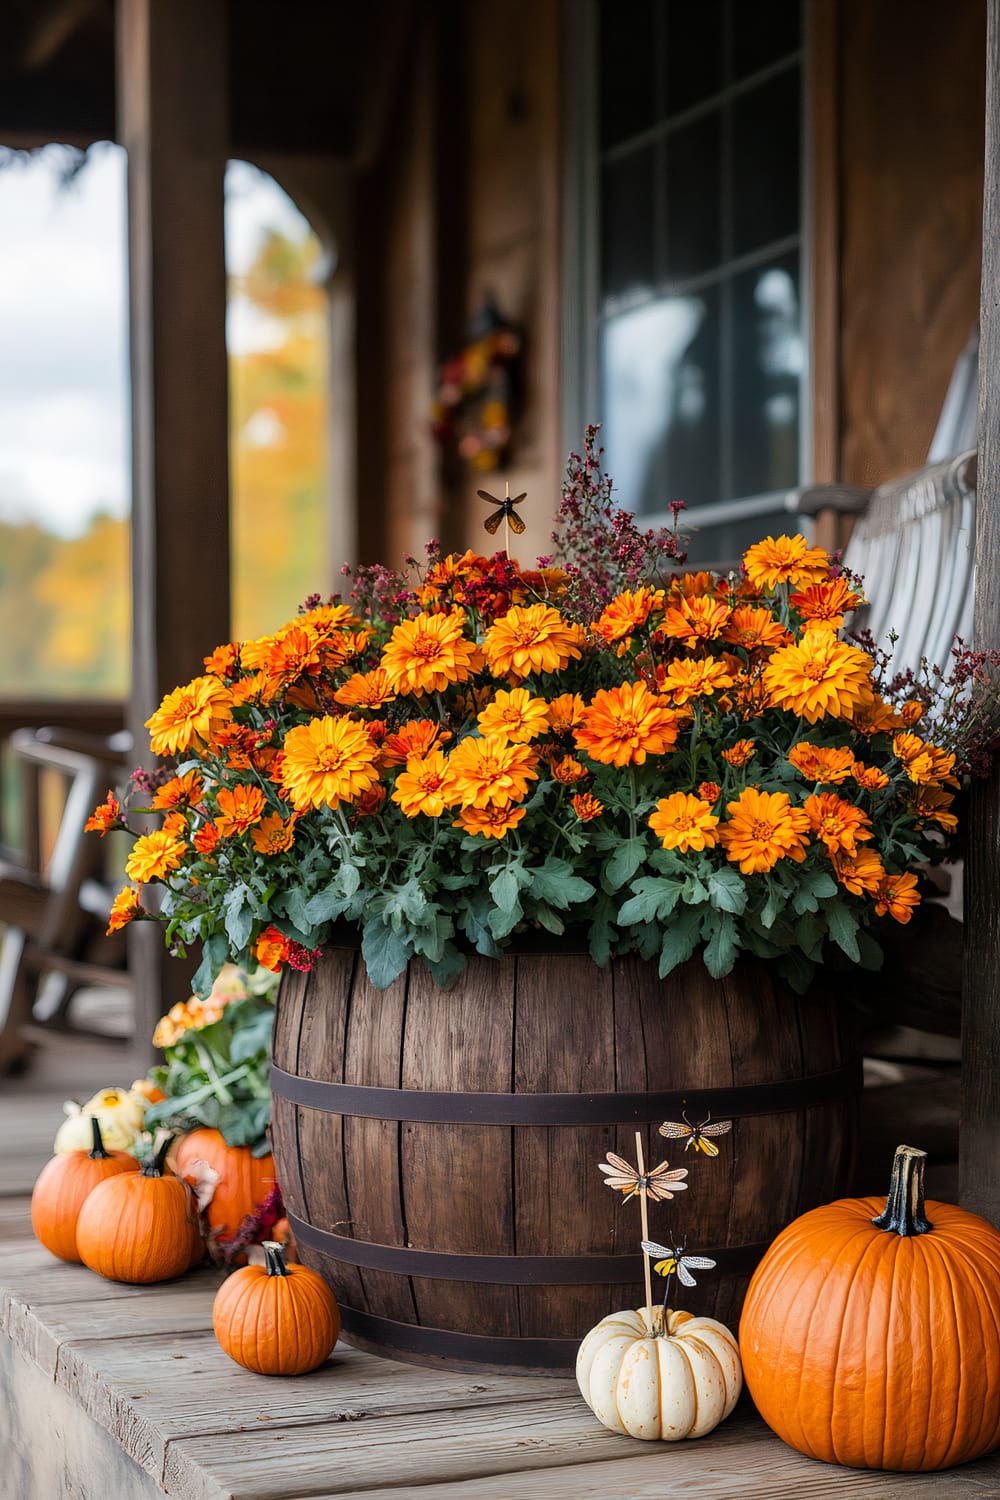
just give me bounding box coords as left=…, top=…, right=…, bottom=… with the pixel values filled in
left=576, top=1305, right=742, bottom=1441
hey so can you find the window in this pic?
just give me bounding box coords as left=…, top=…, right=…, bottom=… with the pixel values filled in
left=579, top=1, right=807, bottom=563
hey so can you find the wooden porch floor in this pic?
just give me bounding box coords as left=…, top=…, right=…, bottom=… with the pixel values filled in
left=2, top=1030, right=999, bottom=1499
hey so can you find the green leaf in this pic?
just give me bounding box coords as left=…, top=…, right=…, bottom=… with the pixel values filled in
left=361, top=920, right=411, bottom=989
left=488, top=902, right=524, bottom=940
left=422, top=944, right=467, bottom=989
left=702, top=912, right=739, bottom=978
left=793, top=912, right=825, bottom=963
left=530, top=860, right=595, bottom=910
left=303, top=886, right=349, bottom=925
left=605, top=837, right=646, bottom=892
left=707, top=868, right=748, bottom=915
left=617, top=877, right=682, bottom=927
left=658, top=908, right=702, bottom=978
left=191, top=934, right=229, bottom=996
left=825, top=899, right=861, bottom=962
left=223, top=884, right=254, bottom=951
left=490, top=866, right=522, bottom=914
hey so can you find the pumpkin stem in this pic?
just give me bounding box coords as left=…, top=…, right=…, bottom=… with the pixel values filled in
left=262, top=1240, right=292, bottom=1277
left=871, top=1144, right=933, bottom=1236
left=142, top=1134, right=174, bottom=1179
left=87, top=1115, right=111, bottom=1160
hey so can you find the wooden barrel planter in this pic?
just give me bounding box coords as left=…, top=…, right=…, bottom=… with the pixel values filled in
left=270, top=936, right=860, bottom=1375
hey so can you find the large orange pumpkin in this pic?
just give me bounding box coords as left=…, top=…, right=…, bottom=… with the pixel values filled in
left=740, top=1144, right=1000, bottom=1471
left=213, top=1240, right=339, bottom=1374
left=174, top=1129, right=275, bottom=1245
left=31, top=1117, right=139, bottom=1263
left=76, top=1137, right=200, bottom=1284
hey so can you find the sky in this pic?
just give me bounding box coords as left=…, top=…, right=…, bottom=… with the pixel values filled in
left=0, top=145, right=312, bottom=538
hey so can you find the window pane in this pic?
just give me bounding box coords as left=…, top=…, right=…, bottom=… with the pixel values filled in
left=663, top=114, right=722, bottom=278
left=601, top=291, right=719, bottom=516
left=731, top=68, right=801, bottom=256
left=601, top=147, right=656, bottom=305
left=730, top=253, right=803, bottom=498
left=600, top=0, right=657, bottom=147
left=666, top=0, right=724, bottom=116
left=730, top=0, right=802, bottom=82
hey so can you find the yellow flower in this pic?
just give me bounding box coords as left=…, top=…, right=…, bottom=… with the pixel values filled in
left=571, top=792, right=604, bottom=822
left=802, top=792, right=873, bottom=856
left=381, top=609, right=481, bottom=695
left=279, top=716, right=380, bottom=812
left=250, top=812, right=298, bottom=854
left=649, top=793, right=720, bottom=853
left=214, top=783, right=267, bottom=837
left=875, top=871, right=921, bottom=923
left=547, top=692, right=587, bottom=733
left=831, top=847, right=885, bottom=896
left=574, top=682, right=679, bottom=767
left=763, top=626, right=873, bottom=723
left=743, top=534, right=830, bottom=590
left=453, top=803, right=527, bottom=839
left=892, top=734, right=958, bottom=788
left=107, top=885, right=140, bottom=934
left=787, top=743, right=856, bottom=785
left=476, top=687, right=550, bottom=742
left=146, top=675, right=232, bottom=756
left=334, top=668, right=397, bottom=709
left=721, top=606, right=791, bottom=652
left=446, top=735, right=539, bottom=809
left=657, top=595, right=732, bottom=649
left=125, top=830, right=186, bottom=884
left=718, top=788, right=810, bottom=874
left=391, top=751, right=455, bottom=818
left=907, top=785, right=959, bottom=833
left=658, top=657, right=735, bottom=705
left=593, top=586, right=664, bottom=645
left=483, top=604, right=585, bottom=679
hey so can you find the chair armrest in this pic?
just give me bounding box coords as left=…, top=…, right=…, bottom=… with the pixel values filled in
left=10, top=727, right=133, bottom=779
left=787, top=483, right=873, bottom=519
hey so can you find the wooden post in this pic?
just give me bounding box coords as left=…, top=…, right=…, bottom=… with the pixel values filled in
left=116, top=0, right=231, bottom=1064
left=961, top=0, right=1000, bottom=1222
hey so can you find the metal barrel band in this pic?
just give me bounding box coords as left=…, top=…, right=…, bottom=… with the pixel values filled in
left=338, top=1305, right=582, bottom=1369
left=270, top=1058, right=862, bottom=1126
left=287, top=1211, right=769, bottom=1285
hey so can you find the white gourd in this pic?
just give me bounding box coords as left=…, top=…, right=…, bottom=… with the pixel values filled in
left=576, top=1306, right=742, bottom=1441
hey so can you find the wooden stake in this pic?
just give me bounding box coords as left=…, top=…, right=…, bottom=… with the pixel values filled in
left=634, top=1130, right=654, bottom=1335
left=503, top=479, right=511, bottom=560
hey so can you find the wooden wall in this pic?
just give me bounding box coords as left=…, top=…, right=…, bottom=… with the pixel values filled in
left=836, top=0, right=986, bottom=487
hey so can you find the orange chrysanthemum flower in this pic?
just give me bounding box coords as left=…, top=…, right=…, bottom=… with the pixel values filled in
left=85, top=790, right=121, bottom=835
left=803, top=792, right=873, bottom=856
left=547, top=692, right=587, bottom=734
left=742, top=534, right=830, bottom=591
left=720, top=606, right=791, bottom=653
left=334, top=668, right=397, bottom=710
left=214, top=784, right=267, bottom=837
left=574, top=682, right=679, bottom=767
left=789, top=578, right=862, bottom=628
left=381, top=609, right=481, bottom=695
left=787, top=743, right=856, bottom=785
left=552, top=755, right=589, bottom=785
left=593, top=586, right=664, bottom=645
left=721, top=739, right=756, bottom=768
left=483, top=604, right=585, bottom=680
left=672, top=570, right=727, bottom=600
left=875, top=870, right=921, bottom=923
left=107, top=885, right=140, bottom=934
left=763, top=626, right=873, bottom=723
left=658, top=657, right=735, bottom=706
left=718, top=788, right=810, bottom=874
left=851, top=761, right=891, bottom=792
left=125, top=829, right=186, bottom=884
left=698, top=780, right=721, bottom=804
left=152, top=770, right=205, bottom=811
left=649, top=792, right=720, bottom=853
left=250, top=812, right=297, bottom=854
left=146, top=675, right=233, bottom=757
left=193, top=821, right=220, bottom=855
left=355, top=785, right=387, bottom=817
left=849, top=687, right=902, bottom=737
left=892, top=733, right=958, bottom=788
left=255, top=925, right=291, bottom=971
left=907, top=784, right=959, bottom=833
left=204, top=641, right=239, bottom=679
left=391, top=751, right=455, bottom=818
left=380, top=719, right=450, bottom=768
left=477, top=687, right=550, bottom=743
left=901, top=701, right=926, bottom=727
left=446, top=735, right=539, bottom=809
left=453, top=803, right=527, bottom=839
left=572, top=792, right=604, bottom=822
left=657, top=595, right=732, bottom=649
left=161, top=811, right=187, bottom=838
left=831, top=846, right=885, bottom=896
left=279, top=716, right=380, bottom=812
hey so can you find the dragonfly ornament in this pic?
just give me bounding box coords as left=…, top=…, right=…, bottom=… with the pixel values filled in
left=659, top=1112, right=733, bottom=1157
left=599, top=1151, right=689, bottom=1203
left=477, top=481, right=526, bottom=557
left=641, top=1239, right=717, bottom=1314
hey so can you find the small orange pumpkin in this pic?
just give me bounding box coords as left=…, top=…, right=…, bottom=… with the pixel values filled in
left=76, top=1136, right=199, bottom=1284
left=740, top=1144, right=1000, bottom=1471
left=213, top=1240, right=339, bottom=1374
left=174, top=1128, right=275, bottom=1246
left=31, top=1116, right=140, bottom=1263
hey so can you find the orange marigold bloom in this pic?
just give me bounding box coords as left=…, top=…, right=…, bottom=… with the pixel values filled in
left=446, top=735, right=539, bottom=809
left=907, top=784, right=959, bottom=833
left=849, top=687, right=902, bottom=737
left=851, top=761, right=891, bottom=792
left=279, top=716, right=380, bottom=812
left=787, top=743, right=855, bottom=785
left=672, top=570, right=726, bottom=600
left=298, top=602, right=361, bottom=634
left=125, top=829, right=186, bottom=884
left=720, top=605, right=791, bottom=653
left=512, top=566, right=569, bottom=603
left=161, top=810, right=188, bottom=838
left=152, top=770, right=204, bottom=810
left=721, top=739, right=756, bottom=768
left=85, top=790, right=121, bottom=835
left=214, top=783, right=267, bottom=836
left=250, top=812, right=297, bottom=854
left=718, top=788, right=810, bottom=874
left=193, top=821, right=220, bottom=855
left=334, top=668, right=397, bottom=709
left=454, top=803, right=527, bottom=839
left=380, top=719, right=450, bottom=768
left=649, top=792, right=720, bottom=853
left=788, top=577, right=862, bottom=628
left=483, top=604, right=585, bottom=680
left=146, top=675, right=232, bottom=757
left=477, top=687, right=550, bottom=743
left=574, top=682, right=679, bottom=767
left=657, top=595, right=732, bottom=649
left=552, top=755, right=589, bottom=785
left=203, top=641, right=239, bottom=678
left=763, top=626, right=873, bottom=723
left=107, top=885, right=140, bottom=934
left=698, top=780, right=721, bottom=804
left=831, top=846, right=886, bottom=896
left=901, top=700, right=926, bottom=727
left=547, top=692, right=587, bottom=733
left=572, top=792, right=604, bottom=822
left=391, top=751, right=456, bottom=818
left=892, top=733, right=958, bottom=788
left=743, top=534, right=830, bottom=591
left=355, top=784, right=387, bottom=817
left=382, top=609, right=481, bottom=695
left=658, top=657, right=735, bottom=706
left=255, top=925, right=291, bottom=971
left=803, top=792, right=873, bottom=856
left=593, top=586, right=665, bottom=645
left=875, top=870, right=921, bottom=923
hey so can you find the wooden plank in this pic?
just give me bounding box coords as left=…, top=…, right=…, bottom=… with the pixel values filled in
left=963, top=0, right=1000, bottom=1226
